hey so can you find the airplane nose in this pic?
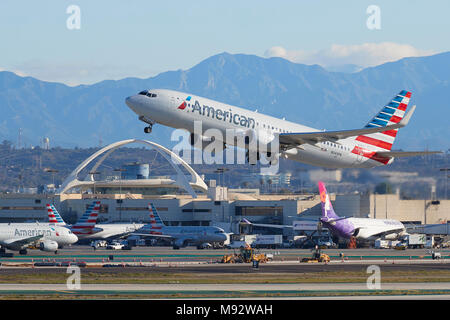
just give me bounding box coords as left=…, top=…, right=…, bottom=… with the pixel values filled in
left=70, top=234, right=79, bottom=244
left=125, top=95, right=143, bottom=114
left=125, top=96, right=134, bottom=108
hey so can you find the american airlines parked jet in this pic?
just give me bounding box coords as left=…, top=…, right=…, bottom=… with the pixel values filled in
left=125, top=89, right=439, bottom=168
left=0, top=222, right=77, bottom=255
left=47, top=202, right=144, bottom=240
left=133, top=204, right=228, bottom=249
left=318, top=181, right=406, bottom=241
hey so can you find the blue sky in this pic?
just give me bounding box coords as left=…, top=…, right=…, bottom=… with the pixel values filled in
left=1, top=0, right=449, bottom=85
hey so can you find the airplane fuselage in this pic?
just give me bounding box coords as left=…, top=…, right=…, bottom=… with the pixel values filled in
left=140, top=225, right=228, bottom=247
left=0, top=223, right=78, bottom=251
left=125, top=89, right=394, bottom=168
left=72, top=223, right=145, bottom=240
left=323, top=218, right=406, bottom=241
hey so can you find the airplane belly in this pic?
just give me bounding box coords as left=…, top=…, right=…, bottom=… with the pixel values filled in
left=285, top=145, right=354, bottom=168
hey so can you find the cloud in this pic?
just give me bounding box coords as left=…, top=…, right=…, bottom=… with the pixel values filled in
left=264, top=42, right=436, bottom=70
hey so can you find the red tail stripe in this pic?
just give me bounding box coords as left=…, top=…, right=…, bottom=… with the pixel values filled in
left=405, top=92, right=412, bottom=98
left=351, top=146, right=391, bottom=165
left=381, top=129, right=397, bottom=137
left=356, top=136, right=392, bottom=150
left=390, top=115, right=402, bottom=123
left=397, top=103, right=407, bottom=111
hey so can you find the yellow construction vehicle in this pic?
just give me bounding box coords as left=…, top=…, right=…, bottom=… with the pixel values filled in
left=301, top=245, right=331, bottom=263
left=220, top=244, right=271, bottom=263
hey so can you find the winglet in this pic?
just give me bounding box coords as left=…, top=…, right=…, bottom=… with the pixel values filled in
left=399, top=104, right=416, bottom=127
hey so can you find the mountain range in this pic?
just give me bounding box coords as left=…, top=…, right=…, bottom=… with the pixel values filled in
left=0, top=51, right=449, bottom=150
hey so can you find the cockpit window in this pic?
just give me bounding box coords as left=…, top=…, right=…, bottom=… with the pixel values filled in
left=138, top=90, right=157, bottom=98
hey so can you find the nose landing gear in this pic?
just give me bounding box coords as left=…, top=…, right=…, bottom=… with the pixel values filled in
left=144, top=125, right=152, bottom=133
left=139, top=115, right=155, bottom=134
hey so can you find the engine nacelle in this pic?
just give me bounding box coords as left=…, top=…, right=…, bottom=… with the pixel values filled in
left=39, top=240, right=58, bottom=252
left=383, top=233, right=400, bottom=240
left=173, top=238, right=189, bottom=248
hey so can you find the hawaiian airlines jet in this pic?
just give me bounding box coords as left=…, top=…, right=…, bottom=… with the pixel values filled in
left=318, top=181, right=406, bottom=241
left=133, top=203, right=228, bottom=249
left=125, top=89, right=440, bottom=168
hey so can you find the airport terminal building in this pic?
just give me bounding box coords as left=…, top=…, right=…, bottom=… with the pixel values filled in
left=1, top=139, right=449, bottom=237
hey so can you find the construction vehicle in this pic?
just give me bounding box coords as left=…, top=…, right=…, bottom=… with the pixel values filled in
left=301, top=245, right=331, bottom=263
left=220, top=244, right=272, bottom=263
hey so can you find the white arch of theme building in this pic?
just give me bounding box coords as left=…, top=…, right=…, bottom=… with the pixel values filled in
left=58, top=139, right=208, bottom=198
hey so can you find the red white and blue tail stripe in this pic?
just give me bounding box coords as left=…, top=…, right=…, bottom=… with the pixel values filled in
left=71, top=201, right=100, bottom=234
left=148, top=203, right=165, bottom=234
left=356, top=90, right=411, bottom=151
left=46, top=204, right=66, bottom=225
left=352, top=90, right=411, bottom=164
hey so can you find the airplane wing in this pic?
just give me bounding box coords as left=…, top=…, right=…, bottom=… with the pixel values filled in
left=240, top=219, right=292, bottom=229
left=279, top=105, right=415, bottom=145
left=375, top=151, right=442, bottom=158
left=247, top=223, right=292, bottom=229
left=130, top=232, right=173, bottom=239
left=363, top=228, right=406, bottom=239
left=1, top=235, right=43, bottom=250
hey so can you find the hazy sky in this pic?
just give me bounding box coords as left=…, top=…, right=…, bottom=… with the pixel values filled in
left=1, top=0, right=449, bottom=85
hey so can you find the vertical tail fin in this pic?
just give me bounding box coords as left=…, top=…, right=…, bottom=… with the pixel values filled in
left=46, top=204, right=66, bottom=226
left=148, top=203, right=165, bottom=231
left=318, top=181, right=339, bottom=222
left=72, top=201, right=100, bottom=230
left=355, top=90, right=412, bottom=151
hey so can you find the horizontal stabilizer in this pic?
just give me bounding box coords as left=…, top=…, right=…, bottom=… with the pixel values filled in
left=375, top=150, right=442, bottom=158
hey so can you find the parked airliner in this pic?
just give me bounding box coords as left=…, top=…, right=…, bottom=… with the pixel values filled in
left=318, top=181, right=406, bottom=241
left=0, top=223, right=77, bottom=255
left=47, top=202, right=144, bottom=240
left=133, top=204, right=228, bottom=249
left=125, top=89, right=439, bottom=168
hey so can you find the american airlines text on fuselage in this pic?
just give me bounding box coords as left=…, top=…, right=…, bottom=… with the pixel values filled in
left=180, top=98, right=256, bottom=129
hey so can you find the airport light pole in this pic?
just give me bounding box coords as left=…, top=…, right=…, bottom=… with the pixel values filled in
left=89, top=171, right=100, bottom=197
left=114, top=168, right=126, bottom=222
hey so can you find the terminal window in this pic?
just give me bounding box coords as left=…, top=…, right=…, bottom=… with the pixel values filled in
left=235, top=206, right=283, bottom=216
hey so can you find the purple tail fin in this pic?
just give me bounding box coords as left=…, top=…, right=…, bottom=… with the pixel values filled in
left=318, top=181, right=339, bottom=222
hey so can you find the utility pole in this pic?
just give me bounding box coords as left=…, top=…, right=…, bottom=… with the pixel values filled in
left=114, top=168, right=126, bottom=222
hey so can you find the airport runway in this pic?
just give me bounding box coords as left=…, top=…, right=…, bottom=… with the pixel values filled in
left=1, top=262, right=449, bottom=274
left=1, top=245, right=449, bottom=265
left=0, top=282, right=449, bottom=299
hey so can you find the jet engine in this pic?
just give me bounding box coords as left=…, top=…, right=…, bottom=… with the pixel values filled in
left=235, top=129, right=279, bottom=165
left=173, top=238, right=189, bottom=249
left=39, top=240, right=58, bottom=253
left=190, top=133, right=216, bottom=149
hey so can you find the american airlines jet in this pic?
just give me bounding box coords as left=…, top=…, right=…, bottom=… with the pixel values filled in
left=318, top=181, right=406, bottom=241
left=133, top=204, right=228, bottom=249
left=47, top=202, right=144, bottom=240
left=125, top=89, right=439, bottom=168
